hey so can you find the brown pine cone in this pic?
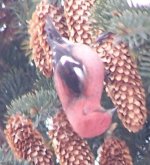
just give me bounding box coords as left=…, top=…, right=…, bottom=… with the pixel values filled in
left=48, top=111, right=94, bottom=165
left=28, top=0, right=69, bottom=77
left=5, top=114, right=54, bottom=165
left=64, top=0, right=96, bottom=45
left=99, top=137, right=133, bottom=165
left=95, top=34, right=147, bottom=132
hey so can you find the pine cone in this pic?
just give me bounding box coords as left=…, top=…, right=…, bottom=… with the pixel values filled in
left=5, top=114, right=54, bottom=165
left=48, top=111, right=94, bottom=165
left=99, top=137, right=133, bottom=165
left=28, top=0, right=69, bottom=77
left=95, top=34, right=147, bottom=132
left=64, top=0, right=95, bottom=45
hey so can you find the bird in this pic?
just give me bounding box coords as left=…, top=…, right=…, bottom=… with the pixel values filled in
left=44, top=16, right=115, bottom=138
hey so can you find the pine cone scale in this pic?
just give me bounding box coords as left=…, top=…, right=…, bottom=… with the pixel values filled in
left=96, top=34, right=147, bottom=132
left=28, top=0, right=69, bottom=77
left=48, top=111, right=94, bottom=165
left=5, top=114, right=54, bottom=164
left=99, top=137, right=133, bottom=165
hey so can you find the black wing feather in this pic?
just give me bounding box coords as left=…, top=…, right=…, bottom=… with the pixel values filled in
left=45, top=16, right=86, bottom=96
left=57, top=60, right=85, bottom=96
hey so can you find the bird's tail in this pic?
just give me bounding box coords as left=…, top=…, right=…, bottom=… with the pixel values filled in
left=96, top=32, right=113, bottom=43
left=44, top=16, right=72, bottom=68
left=44, top=16, right=64, bottom=46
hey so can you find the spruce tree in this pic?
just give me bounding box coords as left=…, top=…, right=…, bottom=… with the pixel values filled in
left=0, top=0, right=150, bottom=164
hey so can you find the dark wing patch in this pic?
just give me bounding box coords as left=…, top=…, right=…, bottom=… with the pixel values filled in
left=57, top=56, right=86, bottom=96
left=52, top=43, right=72, bottom=68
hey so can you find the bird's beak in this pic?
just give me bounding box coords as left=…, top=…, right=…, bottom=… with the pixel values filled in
left=82, top=106, right=117, bottom=116
left=108, top=107, right=117, bottom=114
left=100, top=106, right=117, bottom=115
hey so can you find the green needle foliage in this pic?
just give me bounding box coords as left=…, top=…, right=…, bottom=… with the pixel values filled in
left=0, top=144, right=30, bottom=165
left=93, top=1, right=150, bottom=164
left=6, top=87, right=60, bottom=127
left=93, top=0, right=150, bottom=78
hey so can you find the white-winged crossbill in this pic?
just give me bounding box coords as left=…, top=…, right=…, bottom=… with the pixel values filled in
left=45, top=17, right=115, bottom=138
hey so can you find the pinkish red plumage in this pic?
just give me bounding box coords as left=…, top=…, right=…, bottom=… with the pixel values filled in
left=54, top=44, right=112, bottom=138
left=45, top=18, right=113, bottom=138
